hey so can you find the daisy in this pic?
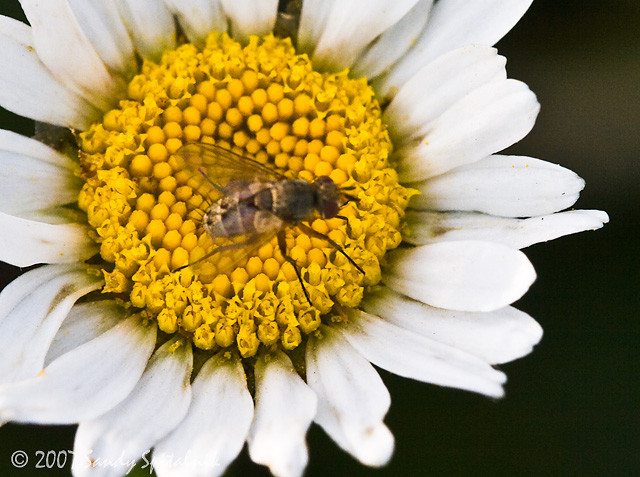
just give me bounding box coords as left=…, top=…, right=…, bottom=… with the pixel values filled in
left=0, top=1, right=608, bottom=476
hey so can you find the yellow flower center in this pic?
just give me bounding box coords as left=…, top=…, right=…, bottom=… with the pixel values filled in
left=77, top=33, right=414, bottom=357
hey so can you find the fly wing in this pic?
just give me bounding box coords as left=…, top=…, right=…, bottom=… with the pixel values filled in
left=175, top=142, right=283, bottom=199
left=174, top=143, right=286, bottom=277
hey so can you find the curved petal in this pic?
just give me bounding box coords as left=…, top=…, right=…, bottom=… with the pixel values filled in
left=0, top=130, right=77, bottom=168
left=0, top=134, right=83, bottom=214
left=13, top=207, right=86, bottom=226
left=306, top=326, right=394, bottom=467
left=384, top=241, right=536, bottom=312
left=44, top=301, right=123, bottom=366
left=396, top=79, right=540, bottom=182
left=164, top=0, right=227, bottom=45
left=404, top=209, right=610, bottom=249
left=0, top=264, right=102, bottom=386
left=219, top=0, right=278, bottom=41
left=248, top=351, right=317, bottom=477
left=304, top=0, right=420, bottom=71
left=72, top=338, right=193, bottom=477
left=384, top=45, right=507, bottom=143
left=68, top=0, right=137, bottom=77
left=0, top=162, right=80, bottom=214
left=0, top=314, right=156, bottom=424
left=0, top=212, right=96, bottom=267
left=115, top=0, right=176, bottom=62
left=352, top=0, right=434, bottom=79
left=0, top=15, right=99, bottom=129
left=20, top=0, right=125, bottom=111
left=341, top=310, right=507, bottom=397
left=411, top=155, right=586, bottom=217
left=377, top=0, right=533, bottom=97
left=153, top=353, right=253, bottom=477
left=297, top=0, right=337, bottom=55
left=362, top=287, right=543, bottom=365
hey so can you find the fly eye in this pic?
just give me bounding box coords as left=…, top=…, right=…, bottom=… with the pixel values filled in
left=323, top=200, right=339, bottom=218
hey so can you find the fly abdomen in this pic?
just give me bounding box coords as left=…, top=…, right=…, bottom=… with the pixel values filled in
left=203, top=195, right=249, bottom=237
left=204, top=199, right=283, bottom=238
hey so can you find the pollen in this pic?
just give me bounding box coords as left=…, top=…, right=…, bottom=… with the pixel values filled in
left=77, top=33, right=415, bottom=358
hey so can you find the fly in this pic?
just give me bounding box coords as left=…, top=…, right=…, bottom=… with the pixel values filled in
left=175, top=142, right=364, bottom=303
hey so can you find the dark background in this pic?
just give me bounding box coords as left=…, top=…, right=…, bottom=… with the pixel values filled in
left=0, top=1, right=638, bottom=476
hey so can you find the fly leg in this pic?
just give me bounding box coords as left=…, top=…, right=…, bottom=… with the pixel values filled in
left=297, top=222, right=365, bottom=275
left=277, top=230, right=311, bottom=305
left=197, top=167, right=225, bottom=193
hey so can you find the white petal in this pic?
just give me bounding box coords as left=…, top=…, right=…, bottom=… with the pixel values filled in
left=341, top=310, right=506, bottom=397
left=0, top=170, right=79, bottom=215
left=396, top=79, right=540, bottom=181
left=362, top=287, right=543, bottom=365
left=0, top=143, right=82, bottom=215
left=153, top=353, right=253, bottom=477
left=164, top=0, right=227, bottom=45
left=72, top=338, right=193, bottom=477
left=384, top=241, right=536, bottom=312
left=0, top=264, right=102, bottom=385
left=45, top=301, right=123, bottom=366
left=248, top=351, right=317, bottom=477
left=377, top=0, right=533, bottom=97
left=13, top=207, right=85, bottom=226
left=297, top=0, right=337, bottom=54
left=219, top=0, right=278, bottom=40
left=0, top=314, right=156, bottom=424
left=384, top=45, right=507, bottom=143
left=0, top=15, right=99, bottom=129
left=352, top=0, right=434, bottom=80
left=20, top=0, right=125, bottom=111
left=0, top=130, right=77, bottom=168
left=304, top=0, right=420, bottom=71
left=0, top=212, right=96, bottom=267
left=115, top=0, right=176, bottom=61
left=306, top=326, right=394, bottom=467
left=411, top=155, right=586, bottom=217
left=405, top=209, right=610, bottom=249
left=68, top=0, right=137, bottom=77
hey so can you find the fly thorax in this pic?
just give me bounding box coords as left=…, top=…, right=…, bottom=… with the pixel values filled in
left=272, top=180, right=315, bottom=221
